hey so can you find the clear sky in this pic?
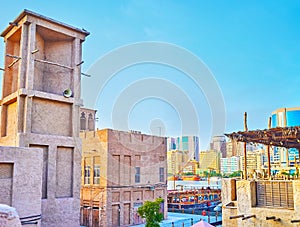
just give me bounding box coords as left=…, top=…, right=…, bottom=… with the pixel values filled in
left=0, top=1, right=300, bottom=149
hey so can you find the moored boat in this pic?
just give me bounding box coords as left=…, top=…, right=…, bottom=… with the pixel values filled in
left=167, top=188, right=221, bottom=210
left=182, top=175, right=201, bottom=181
left=168, top=175, right=179, bottom=181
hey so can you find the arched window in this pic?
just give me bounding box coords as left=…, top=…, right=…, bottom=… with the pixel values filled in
left=80, top=112, right=86, bottom=130
left=88, top=113, right=94, bottom=131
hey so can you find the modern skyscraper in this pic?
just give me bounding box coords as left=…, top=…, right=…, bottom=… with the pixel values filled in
left=168, top=136, right=199, bottom=161
left=210, top=135, right=226, bottom=158
left=167, top=137, right=176, bottom=151
left=270, top=107, right=300, bottom=167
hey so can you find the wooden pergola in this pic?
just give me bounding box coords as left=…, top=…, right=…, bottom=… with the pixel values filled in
left=225, top=126, right=300, bottom=179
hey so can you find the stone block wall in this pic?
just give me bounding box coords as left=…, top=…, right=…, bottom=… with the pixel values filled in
left=0, top=146, right=42, bottom=223
left=222, top=178, right=300, bottom=227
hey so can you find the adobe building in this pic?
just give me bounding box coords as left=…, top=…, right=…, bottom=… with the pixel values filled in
left=0, top=10, right=89, bottom=226
left=80, top=128, right=168, bottom=227
left=222, top=178, right=300, bottom=227
left=224, top=123, right=300, bottom=226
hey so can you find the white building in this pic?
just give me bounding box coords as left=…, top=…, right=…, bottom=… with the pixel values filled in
left=220, top=156, right=241, bottom=174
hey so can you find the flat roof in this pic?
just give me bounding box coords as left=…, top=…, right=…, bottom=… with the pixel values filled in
left=1, top=9, right=90, bottom=37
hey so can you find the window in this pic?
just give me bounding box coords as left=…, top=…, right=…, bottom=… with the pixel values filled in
left=80, top=112, right=86, bottom=130
left=88, top=113, right=94, bottom=131
left=84, top=166, right=91, bottom=184
left=256, top=180, right=294, bottom=209
left=159, top=167, right=164, bottom=182
left=93, top=165, right=100, bottom=185
left=135, top=167, right=140, bottom=183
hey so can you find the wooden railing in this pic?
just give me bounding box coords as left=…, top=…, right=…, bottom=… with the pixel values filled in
left=256, top=180, right=294, bottom=209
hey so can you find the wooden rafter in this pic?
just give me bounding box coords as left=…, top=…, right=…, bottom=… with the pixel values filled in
left=225, top=126, right=300, bottom=149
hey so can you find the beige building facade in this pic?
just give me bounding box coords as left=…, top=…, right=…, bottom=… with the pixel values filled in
left=0, top=10, right=89, bottom=226
left=199, top=150, right=221, bottom=173
left=240, top=150, right=264, bottom=175
left=167, top=150, right=189, bottom=175
left=80, top=129, right=167, bottom=227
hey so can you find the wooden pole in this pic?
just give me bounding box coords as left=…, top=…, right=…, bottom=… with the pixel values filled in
left=34, top=58, right=73, bottom=70
left=267, top=146, right=271, bottom=179
left=230, top=214, right=245, bottom=219
left=242, top=215, right=256, bottom=220
left=267, top=117, right=272, bottom=179
left=284, top=108, right=287, bottom=127
left=244, top=112, right=248, bottom=179
left=8, top=58, right=21, bottom=68
left=173, top=174, right=176, bottom=190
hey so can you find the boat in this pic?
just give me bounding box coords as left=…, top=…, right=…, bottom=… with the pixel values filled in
left=182, top=175, right=201, bottom=181
left=168, top=175, right=179, bottom=181
left=167, top=188, right=221, bottom=210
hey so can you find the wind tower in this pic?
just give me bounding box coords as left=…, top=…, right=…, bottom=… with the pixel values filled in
left=0, top=10, right=89, bottom=226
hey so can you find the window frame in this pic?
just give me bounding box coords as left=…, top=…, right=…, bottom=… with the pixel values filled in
left=84, top=166, right=91, bottom=185
left=159, top=167, right=164, bottom=182
left=135, top=167, right=140, bottom=183
left=93, top=164, right=100, bottom=185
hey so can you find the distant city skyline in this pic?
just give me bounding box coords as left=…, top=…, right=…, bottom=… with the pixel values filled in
left=167, top=136, right=199, bottom=161
left=1, top=1, right=300, bottom=149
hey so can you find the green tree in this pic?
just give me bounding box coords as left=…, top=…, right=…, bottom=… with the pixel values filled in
left=228, top=170, right=243, bottom=178
left=137, top=198, right=164, bottom=227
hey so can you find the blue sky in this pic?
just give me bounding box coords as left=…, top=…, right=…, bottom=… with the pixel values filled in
left=0, top=1, right=300, bottom=149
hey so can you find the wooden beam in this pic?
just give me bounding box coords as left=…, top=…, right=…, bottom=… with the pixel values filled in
left=242, top=215, right=256, bottom=220
left=291, top=220, right=300, bottom=223
left=268, top=117, right=272, bottom=179
left=8, top=58, right=21, bottom=68
left=230, top=214, right=244, bottom=219
left=266, top=216, right=275, bottom=220
left=6, top=54, right=21, bottom=59
left=244, top=112, right=248, bottom=179
left=34, top=58, right=73, bottom=70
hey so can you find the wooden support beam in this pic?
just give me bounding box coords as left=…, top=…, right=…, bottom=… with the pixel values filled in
left=266, top=216, right=280, bottom=221
left=244, top=112, right=248, bottom=179
left=34, top=59, right=73, bottom=70
left=242, top=215, right=256, bottom=220
left=31, top=49, right=39, bottom=54
left=266, top=216, right=275, bottom=220
left=81, top=72, right=91, bottom=77
left=230, top=214, right=244, bottom=219
left=6, top=54, right=21, bottom=59
left=8, top=58, right=21, bottom=68
left=291, top=220, right=300, bottom=223
left=268, top=117, right=272, bottom=178
left=76, top=60, right=84, bottom=66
